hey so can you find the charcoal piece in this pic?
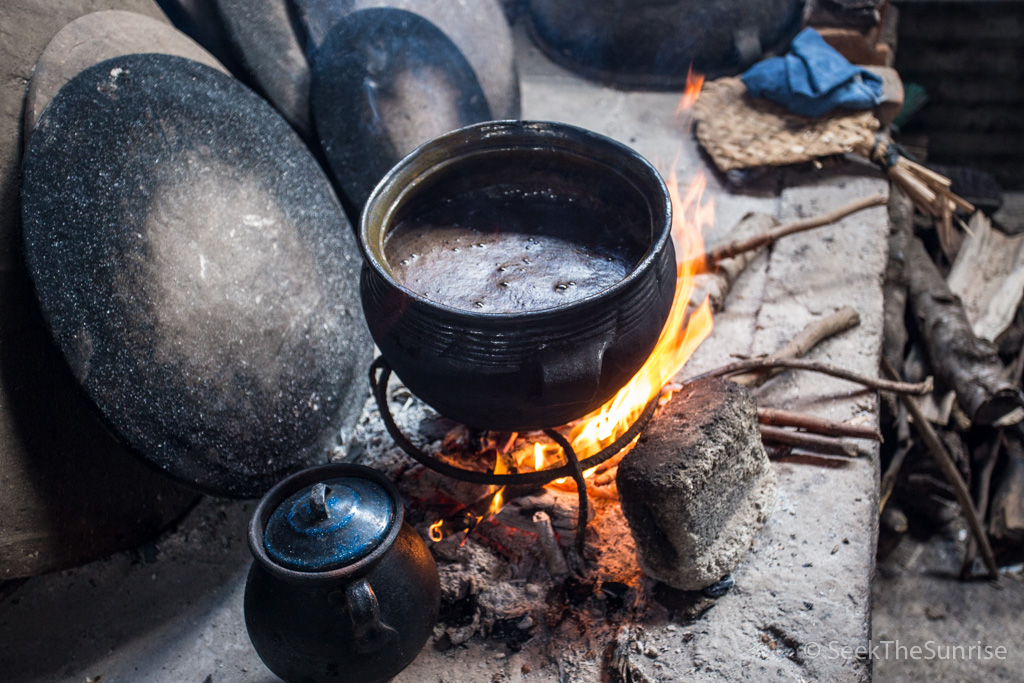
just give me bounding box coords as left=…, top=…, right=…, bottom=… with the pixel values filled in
left=311, top=7, right=491, bottom=208
left=616, top=378, right=777, bottom=590
left=213, top=0, right=312, bottom=136
left=21, top=54, right=372, bottom=498
left=23, top=10, right=227, bottom=143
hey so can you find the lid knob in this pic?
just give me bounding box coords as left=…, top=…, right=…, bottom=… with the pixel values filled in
left=264, top=476, right=395, bottom=572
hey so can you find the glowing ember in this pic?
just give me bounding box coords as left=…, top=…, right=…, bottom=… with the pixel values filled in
left=428, top=519, right=444, bottom=543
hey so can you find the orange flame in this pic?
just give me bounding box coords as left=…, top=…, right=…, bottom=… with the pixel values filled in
left=675, top=66, right=705, bottom=119
left=486, top=453, right=510, bottom=517
left=566, top=70, right=714, bottom=465
left=428, top=519, right=444, bottom=542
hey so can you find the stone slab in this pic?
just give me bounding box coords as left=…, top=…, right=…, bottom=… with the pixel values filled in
left=311, top=6, right=490, bottom=208
left=0, top=0, right=168, bottom=271
left=22, top=54, right=371, bottom=497
left=214, top=0, right=312, bottom=136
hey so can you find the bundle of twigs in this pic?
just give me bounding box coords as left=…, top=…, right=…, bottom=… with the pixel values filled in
left=861, top=135, right=975, bottom=257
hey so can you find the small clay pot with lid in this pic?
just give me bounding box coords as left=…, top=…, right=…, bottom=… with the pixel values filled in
left=244, top=463, right=440, bottom=683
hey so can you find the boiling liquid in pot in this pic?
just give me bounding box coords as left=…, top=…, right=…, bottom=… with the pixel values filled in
left=385, top=187, right=640, bottom=313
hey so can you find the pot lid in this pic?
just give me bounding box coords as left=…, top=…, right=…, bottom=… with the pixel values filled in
left=263, top=476, right=395, bottom=572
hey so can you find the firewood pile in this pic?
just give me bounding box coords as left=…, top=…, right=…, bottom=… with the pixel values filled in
left=879, top=191, right=1024, bottom=579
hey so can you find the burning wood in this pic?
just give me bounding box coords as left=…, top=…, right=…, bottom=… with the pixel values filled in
left=532, top=511, right=569, bottom=575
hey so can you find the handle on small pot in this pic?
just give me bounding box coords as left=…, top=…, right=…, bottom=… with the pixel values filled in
left=536, top=334, right=612, bottom=406
left=342, top=579, right=399, bottom=654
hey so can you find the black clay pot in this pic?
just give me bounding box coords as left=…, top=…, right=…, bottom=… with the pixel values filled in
left=527, top=0, right=806, bottom=87
left=360, top=120, right=676, bottom=432
left=245, top=463, right=440, bottom=683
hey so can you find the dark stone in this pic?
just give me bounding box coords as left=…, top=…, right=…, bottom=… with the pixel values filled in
left=311, top=7, right=491, bottom=208
left=1, top=0, right=200, bottom=581
left=23, top=10, right=226, bottom=143
left=616, top=378, right=777, bottom=590
left=294, top=0, right=519, bottom=120
left=213, top=0, right=312, bottom=136
left=527, top=0, right=806, bottom=87
left=22, top=54, right=372, bottom=497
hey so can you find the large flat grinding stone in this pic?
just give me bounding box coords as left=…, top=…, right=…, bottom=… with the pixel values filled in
left=311, top=7, right=491, bottom=207
left=21, top=54, right=372, bottom=498
left=23, top=10, right=227, bottom=145
left=294, top=0, right=520, bottom=120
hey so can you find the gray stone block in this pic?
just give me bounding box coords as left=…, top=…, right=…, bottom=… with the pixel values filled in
left=616, top=378, right=777, bottom=591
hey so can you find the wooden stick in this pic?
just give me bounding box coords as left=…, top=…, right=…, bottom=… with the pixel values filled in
left=691, top=213, right=779, bottom=312
left=760, top=425, right=863, bottom=457
left=533, top=511, right=569, bottom=575
left=688, top=357, right=933, bottom=395
left=733, top=307, right=860, bottom=387
left=757, top=407, right=881, bottom=441
left=900, top=156, right=953, bottom=189
left=704, top=194, right=888, bottom=265
left=938, top=186, right=976, bottom=214
left=882, top=359, right=999, bottom=579
left=880, top=443, right=911, bottom=512
left=890, top=166, right=939, bottom=214
left=961, top=431, right=1002, bottom=578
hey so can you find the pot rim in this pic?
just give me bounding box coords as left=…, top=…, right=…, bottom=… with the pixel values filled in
left=248, top=463, right=405, bottom=584
left=359, top=119, right=673, bottom=322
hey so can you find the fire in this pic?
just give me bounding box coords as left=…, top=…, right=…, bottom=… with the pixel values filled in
left=675, top=66, right=705, bottom=119
left=427, top=70, right=714, bottom=539
left=428, top=519, right=444, bottom=543
left=564, top=72, right=714, bottom=465
left=560, top=173, right=713, bottom=467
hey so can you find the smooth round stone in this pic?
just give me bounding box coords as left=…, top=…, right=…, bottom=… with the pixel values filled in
left=311, top=7, right=491, bottom=208
left=294, top=0, right=520, bottom=120
left=23, top=10, right=227, bottom=145
left=22, top=54, right=372, bottom=497
left=213, top=0, right=312, bottom=136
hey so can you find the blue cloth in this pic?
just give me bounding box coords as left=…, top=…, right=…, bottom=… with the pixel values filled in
left=741, top=27, right=883, bottom=117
